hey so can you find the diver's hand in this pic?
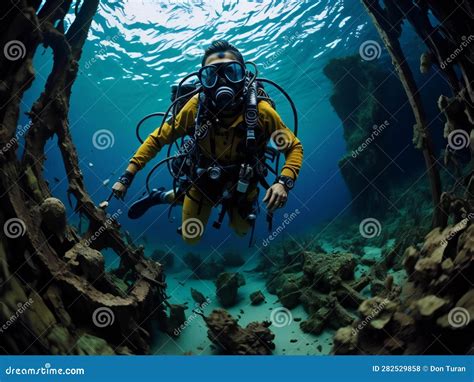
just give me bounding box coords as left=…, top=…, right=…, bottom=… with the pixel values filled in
left=263, top=183, right=288, bottom=213
left=112, top=181, right=128, bottom=200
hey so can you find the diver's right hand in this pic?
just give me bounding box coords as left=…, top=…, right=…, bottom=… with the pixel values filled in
left=112, top=181, right=128, bottom=200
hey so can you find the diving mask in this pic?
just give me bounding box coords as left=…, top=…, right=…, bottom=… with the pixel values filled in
left=198, top=61, right=246, bottom=110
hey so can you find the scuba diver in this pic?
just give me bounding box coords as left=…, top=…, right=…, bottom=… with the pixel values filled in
left=112, top=40, right=303, bottom=245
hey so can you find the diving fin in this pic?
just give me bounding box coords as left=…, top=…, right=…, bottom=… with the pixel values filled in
left=128, top=187, right=167, bottom=219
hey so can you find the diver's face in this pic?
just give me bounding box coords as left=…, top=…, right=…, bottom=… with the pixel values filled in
left=201, top=52, right=246, bottom=112
left=204, top=51, right=238, bottom=66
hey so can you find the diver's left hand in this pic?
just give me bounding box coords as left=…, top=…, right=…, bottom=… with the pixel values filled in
left=263, top=183, right=288, bottom=213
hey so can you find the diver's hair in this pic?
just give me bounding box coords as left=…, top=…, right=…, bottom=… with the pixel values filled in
left=201, top=40, right=244, bottom=65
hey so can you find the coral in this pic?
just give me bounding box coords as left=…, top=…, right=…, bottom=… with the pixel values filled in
left=203, top=309, right=275, bottom=355
left=333, top=222, right=473, bottom=355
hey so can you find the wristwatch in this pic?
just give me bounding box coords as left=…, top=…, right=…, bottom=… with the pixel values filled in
left=117, top=170, right=135, bottom=187
left=275, top=175, right=295, bottom=191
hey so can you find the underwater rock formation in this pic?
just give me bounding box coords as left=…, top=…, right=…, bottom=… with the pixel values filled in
left=164, top=304, right=187, bottom=337
left=250, top=291, right=266, bottom=305
left=333, top=212, right=473, bottom=354
left=0, top=0, right=167, bottom=355
left=323, top=56, right=416, bottom=215
left=203, top=309, right=275, bottom=355
left=215, top=272, right=245, bottom=308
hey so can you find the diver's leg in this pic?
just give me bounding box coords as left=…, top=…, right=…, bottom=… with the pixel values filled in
left=128, top=188, right=176, bottom=219
left=229, top=189, right=259, bottom=237
left=228, top=207, right=253, bottom=237
left=181, top=188, right=212, bottom=245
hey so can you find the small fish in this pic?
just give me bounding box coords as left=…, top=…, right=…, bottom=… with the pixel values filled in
left=88, top=162, right=94, bottom=167
left=102, top=178, right=110, bottom=186
left=53, top=177, right=60, bottom=183
left=190, top=288, right=207, bottom=307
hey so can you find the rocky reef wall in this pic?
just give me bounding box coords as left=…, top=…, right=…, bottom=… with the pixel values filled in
left=0, top=0, right=167, bottom=355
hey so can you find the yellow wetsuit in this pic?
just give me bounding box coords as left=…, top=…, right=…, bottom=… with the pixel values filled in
left=130, top=94, right=303, bottom=244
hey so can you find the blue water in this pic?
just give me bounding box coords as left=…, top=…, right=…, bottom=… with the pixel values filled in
left=20, top=0, right=431, bottom=258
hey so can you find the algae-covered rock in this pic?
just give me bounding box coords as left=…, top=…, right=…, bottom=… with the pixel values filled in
left=40, top=197, right=67, bottom=236
left=415, top=295, right=448, bottom=317
left=215, top=272, right=245, bottom=307
left=333, top=326, right=358, bottom=354
left=64, top=242, right=105, bottom=280
left=74, top=333, right=116, bottom=355
left=166, top=303, right=188, bottom=337
left=302, top=252, right=356, bottom=292
left=323, top=55, right=417, bottom=215
left=250, top=291, right=265, bottom=305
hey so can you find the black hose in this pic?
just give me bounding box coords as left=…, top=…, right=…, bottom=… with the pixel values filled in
left=145, top=154, right=186, bottom=194
left=135, top=112, right=166, bottom=144
left=256, top=77, right=298, bottom=136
